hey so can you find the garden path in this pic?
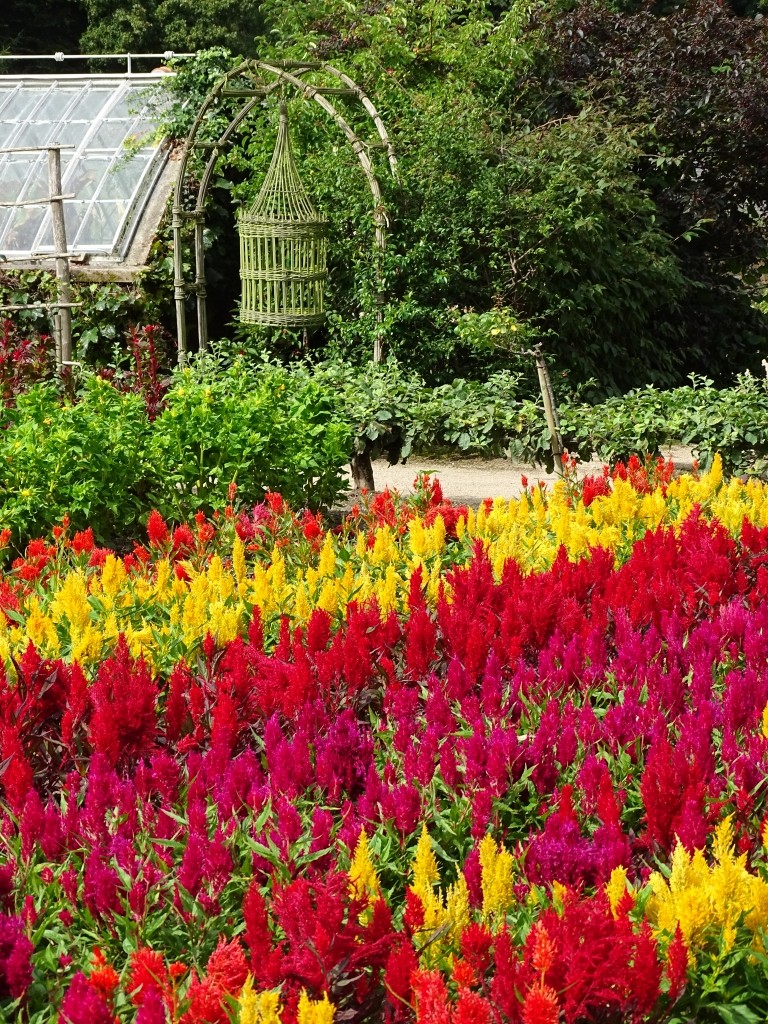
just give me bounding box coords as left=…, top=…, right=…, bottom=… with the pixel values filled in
left=344, top=446, right=695, bottom=505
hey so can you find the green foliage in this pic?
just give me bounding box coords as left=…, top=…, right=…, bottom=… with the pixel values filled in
left=0, top=271, right=163, bottom=366
left=0, top=376, right=150, bottom=544
left=156, top=0, right=767, bottom=392
left=538, top=0, right=768, bottom=381
left=0, top=0, right=85, bottom=70
left=0, top=361, right=350, bottom=546
left=79, top=0, right=263, bottom=57
left=301, top=357, right=528, bottom=464
left=147, top=359, right=350, bottom=519
left=559, top=372, right=768, bottom=477
left=282, top=357, right=768, bottom=479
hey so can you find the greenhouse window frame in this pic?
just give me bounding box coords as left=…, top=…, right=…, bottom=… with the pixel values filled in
left=0, top=72, right=177, bottom=277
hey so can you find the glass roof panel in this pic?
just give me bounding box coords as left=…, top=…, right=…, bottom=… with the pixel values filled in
left=97, top=153, right=150, bottom=200
left=0, top=76, right=168, bottom=260
left=68, top=88, right=114, bottom=120
left=77, top=201, right=126, bottom=247
left=34, top=89, right=79, bottom=122
left=0, top=157, right=35, bottom=202
left=88, top=119, right=137, bottom=150
left=3, top=87, right=47, bottom=122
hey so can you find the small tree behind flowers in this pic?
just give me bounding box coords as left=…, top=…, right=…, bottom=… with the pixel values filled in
left=0, top=319, right=53, bottom=407
left=99, top=324, right=171, bottom=421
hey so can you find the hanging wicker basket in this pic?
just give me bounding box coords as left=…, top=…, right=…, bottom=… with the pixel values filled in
left=238, top=103, right=328, bottom=327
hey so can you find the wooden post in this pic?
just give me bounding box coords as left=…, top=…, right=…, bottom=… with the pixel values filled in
left=47, top=146, right=72, bottom=368
left=532, top=345, right=564, bottom=475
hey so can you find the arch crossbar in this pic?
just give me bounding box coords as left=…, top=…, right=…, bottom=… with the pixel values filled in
left=172, top=59, right=397, bottom=363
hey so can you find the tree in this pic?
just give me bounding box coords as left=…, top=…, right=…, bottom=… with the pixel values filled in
left=162, top=0, right=768, bottom=391
left=0, top=0, right=86, bottom=68
left=535, top=0, right=768, bottom=380
left=79, top=0, right=264, bottom=56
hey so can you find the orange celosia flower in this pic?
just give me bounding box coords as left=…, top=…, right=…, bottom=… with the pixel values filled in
left=522, top=984, right=559, bottom=1024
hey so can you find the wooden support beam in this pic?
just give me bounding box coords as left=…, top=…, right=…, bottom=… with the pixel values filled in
left=0, top=194, right=75, bottom=208
left=48, top=147, right=73, bottom=368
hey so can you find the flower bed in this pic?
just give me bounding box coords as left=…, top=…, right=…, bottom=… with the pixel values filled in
left=2, top=456, right=768, bottom=1022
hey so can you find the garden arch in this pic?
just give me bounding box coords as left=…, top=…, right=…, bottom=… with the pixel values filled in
left=171, top=59, right=398, bottom=364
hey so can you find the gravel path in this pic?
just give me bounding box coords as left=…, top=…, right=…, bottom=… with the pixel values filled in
left=343, top=446, right=695, bottom=506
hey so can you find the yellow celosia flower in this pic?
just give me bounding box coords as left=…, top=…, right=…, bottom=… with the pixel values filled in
left=648, top=816, right=768, bottom=958
left=317, top=533, right=336, bottom=577
left=478, top=834, right=514, bottom=920
left=551, top=880, right=567, bottom=914
left=444, top=874, right=471, bottom=939
left=239, top=976, right=282, bottom=1024
left=100, top=554, right=127, bottom=598
left=349, top=828, right=380, bottom=904
left=297, top=990, right=334, bottom=1024
left=25, top=597, right=59, bottom=654
left=762, top=702, right=768, bottom=741
left=410, top=824, right=446, bottom=940
left=412, top=824, right=440, bottom=896
left=51, top=571, right=90, bottom=633
left=605, top=865, right=630, bottom=918
left=233, top=535, right=247, bottom=586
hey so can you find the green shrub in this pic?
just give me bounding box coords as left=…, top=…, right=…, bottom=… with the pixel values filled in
left=0, top=376, right=151, bottom=544
left=147, top=359, right=350, bottom=519
left=547, top=372, right=768, bottom=477
left=0, top=361, right=351, bottom=547
left=297, top=358, right=768, bottom=479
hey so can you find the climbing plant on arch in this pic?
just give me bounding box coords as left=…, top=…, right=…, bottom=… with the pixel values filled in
left=171, top=59, right=398, bottom=365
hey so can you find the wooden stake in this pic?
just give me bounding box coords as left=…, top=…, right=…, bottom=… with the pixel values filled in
left=532, top=345, right=564, bottom=475
left=47, top=147, right=72, bottom=368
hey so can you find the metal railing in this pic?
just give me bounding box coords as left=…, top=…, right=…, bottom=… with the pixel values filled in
left=0, top=52, right=194, bottom=75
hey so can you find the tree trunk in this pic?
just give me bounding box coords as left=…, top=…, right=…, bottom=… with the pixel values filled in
left=350, top=451, right=376, bottom=491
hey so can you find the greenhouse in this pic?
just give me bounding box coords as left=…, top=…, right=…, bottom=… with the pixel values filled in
left=0, top=74, right=172, bottom=273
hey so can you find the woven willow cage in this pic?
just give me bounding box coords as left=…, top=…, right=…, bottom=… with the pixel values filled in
left=238, top=103, right=328, bottom=327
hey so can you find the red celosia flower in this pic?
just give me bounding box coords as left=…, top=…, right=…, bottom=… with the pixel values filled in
left=301, top=509, right=324, bottom=541
left=129, top=947, right=167, bottom=1007
left=71, top=528, right=95, bottom=555
left=666, top=927, right=688, bottom=1002
left=180, top=937, right=248, bottom=1024
left=403, top=890, right=425, bottom=936
left=87, top=547, right=110, bottom=568
left=172, top=524, right=195, bottom=557
left=88, top=947, right=119, bottom=1000
left=452, top=959, right=478, bottom=990
left=147, top=510, right=169, bottom=548
left=413, top=969, right=451, bottom=1024
left=460, top=922, right=494, bottom=975
left=88, top=637, right=158, bottom=768
left=531, top=924, right=556, bottom=976
left=455, top=989, right=491, bottom=1024
left=265, top=492, right=284, bottom=514
left=0, top=914, right=33, bottom=1000
left=383, top=939, right=418, bottom=1021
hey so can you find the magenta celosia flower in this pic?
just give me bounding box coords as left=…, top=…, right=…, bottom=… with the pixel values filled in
left=135, top=987, right=167, bottom=1024
left=58, top=971, right=113, bottom=1024
left=0, top=914, right=33, bottom=999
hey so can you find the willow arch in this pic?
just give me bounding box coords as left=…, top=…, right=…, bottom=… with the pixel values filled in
left=171, top=59, right=398, bottom=364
